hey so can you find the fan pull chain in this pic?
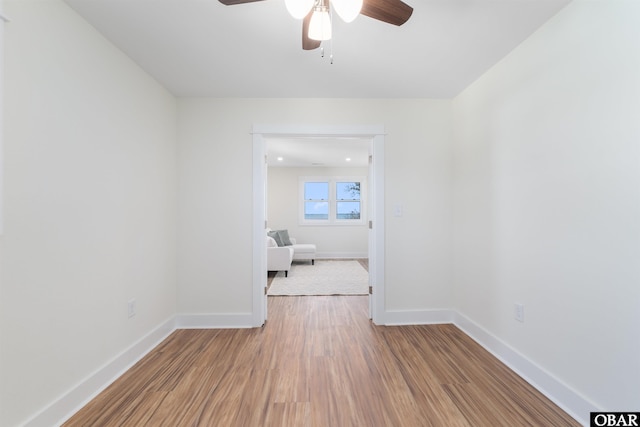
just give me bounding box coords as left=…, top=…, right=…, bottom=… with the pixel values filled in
left=330, top=33, right=333, bottom=63
left=329, top=7, right=334, bottom=64
left=317, top=6, right=334, bottom=64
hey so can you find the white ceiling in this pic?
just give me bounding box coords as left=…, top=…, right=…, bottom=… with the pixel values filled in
left=64, top=0, right=571, bottom=99
left=266, top=137, right=370, bottom=168
left=63, top=0, right=570, bottom=166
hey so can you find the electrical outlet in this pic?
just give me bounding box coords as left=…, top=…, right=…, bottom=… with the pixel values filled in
left=128, top=299, right=136, bottom=318
left=514, top=303, right=524, bottom=323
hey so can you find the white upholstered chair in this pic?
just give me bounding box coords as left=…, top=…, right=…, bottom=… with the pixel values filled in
left=266, top=236, right=294, bottom=277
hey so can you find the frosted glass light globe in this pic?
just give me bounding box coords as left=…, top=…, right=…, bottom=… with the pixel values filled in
left=332, top=0, right=362, bottom=23
left=285, top=0, right=315, bottom=19
left=308, top=8, right=332, bottom=41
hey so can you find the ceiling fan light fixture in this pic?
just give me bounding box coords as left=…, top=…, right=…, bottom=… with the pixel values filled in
left=331, top=0, right=362, bottom=23
left=285, top=0, right=315, bottom=20
left=308, top=6, right=332, bottom=41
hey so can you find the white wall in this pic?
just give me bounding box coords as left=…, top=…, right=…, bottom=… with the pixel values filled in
left=177, top=98, right=453, bottom=314
left=0, top=1, right=177, bottom=426
left=452, top=0, right=640, bottom=413
left=8, top=0, right=632, bottom=423
left=267, top=166, right=368, bottom=258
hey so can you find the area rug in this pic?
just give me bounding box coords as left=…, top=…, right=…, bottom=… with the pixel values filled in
left=268, top=260, right=369, bottom=296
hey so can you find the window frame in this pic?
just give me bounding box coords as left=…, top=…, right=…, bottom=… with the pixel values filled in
left=299, top=176, right=366, bottom=226
left=302, top=181, right=330, bottom=221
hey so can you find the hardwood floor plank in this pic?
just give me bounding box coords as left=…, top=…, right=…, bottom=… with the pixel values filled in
left=380, top=327, right=472, bottom=426
left=442, top=382, right=516, bottom=427
left=191, top=367, right=253, bottom=425
left=64, top=294, right=580, bottom=427
left=144, top=365, right=220, bottom=426
left=273, top=359, right=310, bottom=403
left=268, top=402, right=311, bottom=426
left=359, top=330, right=426, bottom=426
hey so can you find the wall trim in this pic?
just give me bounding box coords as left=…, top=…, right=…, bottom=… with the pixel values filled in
left=453, top=312, right=595, bottom=426
left=175, top=313, right=255, bottom=329
left=26, top=317, right=176, bottom=427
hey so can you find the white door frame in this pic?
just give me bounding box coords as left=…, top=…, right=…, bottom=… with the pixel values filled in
left=252, top=124, right=385, bottom=326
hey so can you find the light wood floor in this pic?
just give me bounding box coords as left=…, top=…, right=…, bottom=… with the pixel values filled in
left=65, top=293, right=579, bottom=426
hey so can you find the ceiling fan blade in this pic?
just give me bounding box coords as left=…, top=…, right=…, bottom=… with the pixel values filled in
left=360, top=0, right=413, bottom=26
left=218, top=0, right=266, bottom=5
left=302, top=9, right=321, bottom=50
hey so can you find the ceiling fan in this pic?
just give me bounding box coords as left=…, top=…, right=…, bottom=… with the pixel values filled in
left=218, top=0, right=413, bottom=51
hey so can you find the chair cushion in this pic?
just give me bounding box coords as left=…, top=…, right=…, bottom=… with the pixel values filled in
left=277, top=229, right=293, bottom=246
left=267, top=229, right=293, bottom=246
left=293, top=243, right=316, bottom=254
left=292, top=243, right=316, bottom=261
left=267, top=230, right=284, bottom=246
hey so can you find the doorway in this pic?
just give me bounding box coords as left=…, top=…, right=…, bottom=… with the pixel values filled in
left=265, top=137, right=369, bottom=300
left=252, top=125, right=385, bottom=327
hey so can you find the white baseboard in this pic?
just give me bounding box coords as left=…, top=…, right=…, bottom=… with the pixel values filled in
left=25, top=316, right=176, bottom=427
left=175, top=313, right=255, bottom=329
left=453, top=312, right=595, bottom=426
left=384, top=309, right=455, bottom=325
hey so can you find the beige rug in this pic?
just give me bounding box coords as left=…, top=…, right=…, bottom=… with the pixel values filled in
left=268, top=260, right=369, bottom=296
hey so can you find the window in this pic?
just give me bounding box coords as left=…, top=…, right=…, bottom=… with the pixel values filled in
left=300, top=177, right=366, bottom=225
left=304, top=182, right=329, bottom=220
left=336, top=181, right=361, bottom=220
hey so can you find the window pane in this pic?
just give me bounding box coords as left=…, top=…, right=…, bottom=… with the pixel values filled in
left=305, top=201, right=329, bottom=220
left=337, top=202, right=360, bottom=219
left=304, top=182, right=329, bottom=201
left=336, top=182, right=360, bottom=201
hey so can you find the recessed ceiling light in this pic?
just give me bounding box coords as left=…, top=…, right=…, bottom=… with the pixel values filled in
left=277, top=157, right=284, bottom=161
left=345, top=157, right=351, bottom=162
